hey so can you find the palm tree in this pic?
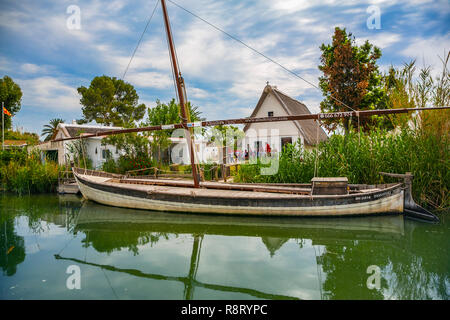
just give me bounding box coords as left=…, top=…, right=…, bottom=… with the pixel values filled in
left=42, top=118, right=64, bottom=141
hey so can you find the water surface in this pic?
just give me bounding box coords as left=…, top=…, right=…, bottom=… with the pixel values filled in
left=1, top=194, right=448, bottom=300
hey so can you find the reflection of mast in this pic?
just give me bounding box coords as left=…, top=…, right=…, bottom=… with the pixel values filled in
left=184, top=235, right=202, bottom=300
left=54, top=234, right=299, bottom=300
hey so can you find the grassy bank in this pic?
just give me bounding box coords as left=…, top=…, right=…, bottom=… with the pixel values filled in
left=235, top=127, right=449, bottom=210
left=0, top=149, right=60, bottom=194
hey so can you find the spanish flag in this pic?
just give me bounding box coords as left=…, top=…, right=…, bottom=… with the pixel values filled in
left=3, top=106, right=11, bottom=116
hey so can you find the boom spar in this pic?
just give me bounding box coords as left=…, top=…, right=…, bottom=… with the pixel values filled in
left=53, top=106, right=449, bottom=143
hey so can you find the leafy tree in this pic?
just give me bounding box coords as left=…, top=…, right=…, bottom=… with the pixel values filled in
left=77, top=75, right=146, bottom=126
left=146, top=99, right=204, bottom=165
left=318, top=27, right=387, bottom=132
left=0, top=76, right=23, bottom=131
left=41, top=118, right=65, bottom=141
left=103, top=129, right=150, bottom=160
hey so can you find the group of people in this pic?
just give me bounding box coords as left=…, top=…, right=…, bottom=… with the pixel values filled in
left=227, top=143, right=275, bottom=163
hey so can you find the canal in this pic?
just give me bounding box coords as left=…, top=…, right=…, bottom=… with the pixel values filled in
left=1, top=194, right=448, bottom=300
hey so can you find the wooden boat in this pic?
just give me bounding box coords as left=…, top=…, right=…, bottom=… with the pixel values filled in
left=73, top=167, right=438, bottom=221
left=62, top=1, right=444, bottom=223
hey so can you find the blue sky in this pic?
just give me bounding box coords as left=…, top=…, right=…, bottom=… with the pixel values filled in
left=0, top=0, right=449, bottom=137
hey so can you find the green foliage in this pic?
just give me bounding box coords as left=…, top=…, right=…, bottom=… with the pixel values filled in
left=103, top=131, right=150, bottom=159
left=199, top=163, right=222, bottom=181
left=101, top=155, right=156, bottom=175
left=41, top=118, right=64, bottom=141
left=0, top=150, right=60, bottom=194
left=4, top=130, right=39, bottom=145
left=235, top=128, right=449, bottom=210
left=0, top=75, right=23, bottom=131
left=65, top=139, right=93, bottom=169
left=101, top=158, right=119, bottom=174
left=0, top=148, right=28, bottom=165
left=77, top=75, right=146, bottom=126
left=318, top=27, right=387, bottom=132
left=145, top=99, right=204, bottom=165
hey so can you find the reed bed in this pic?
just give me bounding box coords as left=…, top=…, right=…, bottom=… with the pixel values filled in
left=0, top=150, right=60, bottom=194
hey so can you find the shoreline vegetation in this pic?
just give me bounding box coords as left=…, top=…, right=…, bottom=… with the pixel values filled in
left=0, top=119, right=448, bottom=212
left=0, top=149, right=59, bottom=194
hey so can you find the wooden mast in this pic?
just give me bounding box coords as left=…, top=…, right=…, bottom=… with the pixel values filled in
left=160, top=0, right=200, bottom=188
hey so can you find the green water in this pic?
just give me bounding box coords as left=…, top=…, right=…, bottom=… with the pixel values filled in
left=0, top=194, right=448, bottom=300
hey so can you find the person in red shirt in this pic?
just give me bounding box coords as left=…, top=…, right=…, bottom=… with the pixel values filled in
left=265, top=143, right=271, bottom=157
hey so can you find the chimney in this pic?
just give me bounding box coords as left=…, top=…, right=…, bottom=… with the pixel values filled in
left=72, top=119, right=77, bottom=124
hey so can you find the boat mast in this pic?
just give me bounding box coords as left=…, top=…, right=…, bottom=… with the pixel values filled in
left=160, top=0, right=200, bottom=188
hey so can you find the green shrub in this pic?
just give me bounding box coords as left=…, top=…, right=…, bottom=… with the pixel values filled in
left=0, top=159, right=59, bottom=194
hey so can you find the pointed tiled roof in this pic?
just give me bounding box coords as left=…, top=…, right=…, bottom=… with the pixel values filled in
left=53, top=123, right=123, bottom=140
left=244, top=85, right=328, bottom=145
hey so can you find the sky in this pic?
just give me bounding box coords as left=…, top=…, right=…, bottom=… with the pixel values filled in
left=0, top=0, right=449, bottom=137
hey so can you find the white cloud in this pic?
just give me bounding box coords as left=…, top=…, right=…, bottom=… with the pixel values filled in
left=125, top=71, right=173, bottom=89
left=20, top=63, right=44, bottom=74
left=400, top=34, right=450, bottom=76
left=188, top=87, right=210, bottom=99
left=235, top=107, right=254, bottom=117
left=356, top=33, right=402, bottom=49
left=18, top=76, right=82, bottom=111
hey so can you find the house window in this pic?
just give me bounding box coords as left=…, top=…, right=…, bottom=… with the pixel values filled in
left=102, top=149, right=111, bottom=160
left=281, top=137, right=292, bottom=150
left=268, top=111, right=274, bottom=117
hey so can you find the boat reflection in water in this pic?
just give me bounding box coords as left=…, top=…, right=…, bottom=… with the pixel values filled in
left=54, top=200, right=412, bottom=300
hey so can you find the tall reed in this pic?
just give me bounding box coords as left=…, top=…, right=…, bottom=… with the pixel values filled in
left=0, top=150, right=60, bottom=194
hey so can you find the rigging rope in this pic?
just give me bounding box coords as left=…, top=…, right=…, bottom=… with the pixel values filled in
left=121, top=0, right=160, bottom=80
left=57, top=210, right=83, bottom=256
left=109, top=0, right=160, bottom=106
left=101, top=268, right=120, bottom=300
left=166, top=0, right=356, bottom=113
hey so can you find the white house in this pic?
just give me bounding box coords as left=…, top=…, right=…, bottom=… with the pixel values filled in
left=243, top=84, right=328, bottom=155
left=33, top=122, right=124, bottom=169
left=34, top=122, right=219, bottom=168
